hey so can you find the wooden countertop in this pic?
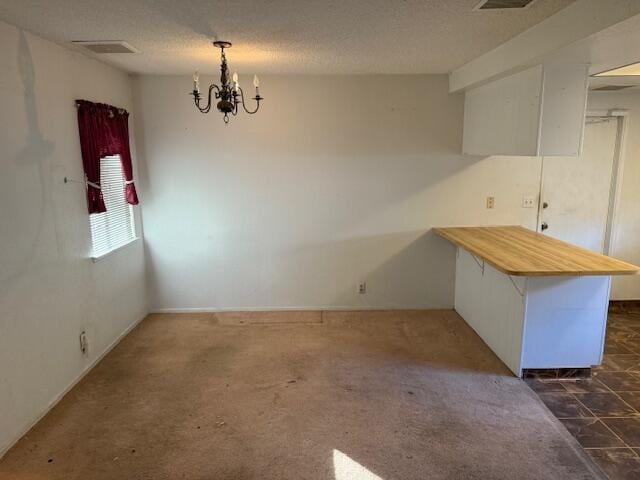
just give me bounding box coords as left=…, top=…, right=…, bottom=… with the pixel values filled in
left=433, top=225, right=640, bottom=276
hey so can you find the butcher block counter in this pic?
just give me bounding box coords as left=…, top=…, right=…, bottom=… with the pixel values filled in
left=434, top=225, right=640, bottom=377
left=433, top=226, right=639, bottom=276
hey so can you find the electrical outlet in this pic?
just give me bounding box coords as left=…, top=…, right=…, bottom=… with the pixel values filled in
left=486, top=196, right=495, bottom=209
left=357, top=282, right=366, bottom=294
left=522, top=196, right=536, bottom=208
left=79, top=330, right=88, bottom=356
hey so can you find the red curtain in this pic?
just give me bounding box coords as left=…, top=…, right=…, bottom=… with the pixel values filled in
left=76, top=100, right=139, bottom=214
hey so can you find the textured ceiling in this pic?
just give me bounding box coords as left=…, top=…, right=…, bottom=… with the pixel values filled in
left=0, top=0, right=576, bottom=75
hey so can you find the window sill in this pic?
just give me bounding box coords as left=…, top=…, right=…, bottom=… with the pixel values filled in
left=91, top=237, right=140, bottom=263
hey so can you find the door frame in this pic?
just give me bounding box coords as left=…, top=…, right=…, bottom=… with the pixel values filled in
left=536, top=109, right=628, bottom=255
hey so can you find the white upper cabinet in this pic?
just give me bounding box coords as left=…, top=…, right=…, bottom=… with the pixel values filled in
left=462, top=64, right=589, bottom=157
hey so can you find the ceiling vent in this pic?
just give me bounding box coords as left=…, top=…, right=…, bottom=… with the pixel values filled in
left=591, top=85, right=634, bottom=91
left=474, top=0, right=538, bottom=10
left=71, top=41, right=139, bottom=54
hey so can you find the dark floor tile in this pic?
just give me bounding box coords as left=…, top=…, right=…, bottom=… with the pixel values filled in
left=609, top=302, right=635, bottom=312
left=617, top=340, right=640, bottom=355
left=587, top=448, right=640, bottom=479
left=608, top=302, right=626, bottom=314
left=607, top=324, right=628, bottom=332
left=557, top=368, right=591, bottom=379
left=608, top=314, right=631, bottom=323
left=608, top=333, right=640, bottom=344
left=607, top=333, right=640, bottom=347
left=538, top=393, right=593, bottom=419
left=523, top=368, right=558, bottom=380
left=607, top=333, right=637, bottom=345
left=607, top=323, right=630, bottom=332
left=593, top=363, right=608, bottom=374
left=563, top=379, right=610, bottom=394
left=574, top=393, right=639, bottom=417
left=610, top=300, right=640, bottom=310
left=609, top=309, right=640, bottom=318
left=599, top=355, right=640, bottom=373
left=560, top=418, right=624, bottom=448
left=609, top=301, right=640, bottom=313
left=618, top=392, right=640, bottom=411
left=608, top=322, right=640, bottom=333
left=605, top=341, right=635, bottom=355
left=525, top=379, right=565, bottom=393
left=612, top=317, right=640, bottom=328
left=604, top=418, right=640, bottom=447
left=596, top=372, right=640, bottom=392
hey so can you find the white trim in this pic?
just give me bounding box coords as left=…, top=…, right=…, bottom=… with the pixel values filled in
left=151, top=306, right=454, bottom=314
left=538, top=113, right=627, bottom=249
left=91, top=237, right=140, bottom=263
left=577, top=68, right=591, bottom=156
left=518, top=277, right=530, bottom=378
left=535, top=65, right=545, bottom=157
left=598, top=276, right=613, bottom=364
left=603, top=115, right=628, bottom=255
left=586, top=108, right=629, bottom=117
left=535, top=156, right=544, bottom=232
left=0, top=312, right=148, bottom=459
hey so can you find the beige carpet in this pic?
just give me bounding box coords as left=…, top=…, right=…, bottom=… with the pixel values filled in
left=0, top=310, right=603, bottom=479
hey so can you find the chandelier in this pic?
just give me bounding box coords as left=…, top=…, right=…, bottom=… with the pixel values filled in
left=191, top=41, right=263, bottom=124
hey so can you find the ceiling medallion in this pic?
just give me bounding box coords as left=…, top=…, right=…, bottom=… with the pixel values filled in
left=191, top=41, right=262, bottom=124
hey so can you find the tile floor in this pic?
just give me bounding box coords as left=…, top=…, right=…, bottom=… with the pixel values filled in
left=528, top=302, right=640, bottom=479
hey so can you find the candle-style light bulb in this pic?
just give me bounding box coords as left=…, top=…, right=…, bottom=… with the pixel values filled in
left=232, top=72, right=239, bottom=91
left=193, top=71, right=200, bottom=93
left=253, top=75, right=260, bottom=88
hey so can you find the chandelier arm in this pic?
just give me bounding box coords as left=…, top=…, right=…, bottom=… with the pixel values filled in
left=193, top=83, right=221, bottom=113
left=231, top=91, right=239, bottom=116
left=237, top=87, right=262, bottom=114
left=193, top=97, right=211, bottom=114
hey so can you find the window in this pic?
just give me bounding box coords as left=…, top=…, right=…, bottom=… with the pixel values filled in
left=89, top=155, right=136, bottom=258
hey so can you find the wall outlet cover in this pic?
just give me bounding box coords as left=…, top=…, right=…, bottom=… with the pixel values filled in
left=358, top=282, right=367, bottom=294
left=522, top=196, right=536, bottom=208
left=486, top=196, right=495, bottom=209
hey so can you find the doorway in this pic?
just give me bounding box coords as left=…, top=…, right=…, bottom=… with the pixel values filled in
left=538, top=114, right=626, bottom=253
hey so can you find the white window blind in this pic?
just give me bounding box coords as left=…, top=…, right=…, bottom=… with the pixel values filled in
left=89, top=155, right=136, bottom=258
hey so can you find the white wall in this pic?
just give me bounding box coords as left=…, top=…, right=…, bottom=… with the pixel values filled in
left=588, top=91, right=640, bottom=300
left=0, top=21, right=147, bottom=455
left=135, top=74, right=542, bottom=311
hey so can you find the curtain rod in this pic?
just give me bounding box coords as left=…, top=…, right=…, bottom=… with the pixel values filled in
left=75, top=100, right=128, bottom=115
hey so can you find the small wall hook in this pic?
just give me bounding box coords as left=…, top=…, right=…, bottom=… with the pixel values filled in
left=64, top=176, right=84, bottom=185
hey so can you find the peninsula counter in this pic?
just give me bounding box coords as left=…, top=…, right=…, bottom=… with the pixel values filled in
left=434, top=226, right=639, bottom=377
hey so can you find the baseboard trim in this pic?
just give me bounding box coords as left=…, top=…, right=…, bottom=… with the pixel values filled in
left=151, top=305, right=454, bottom=313
left=0, top=312, right=148, bottom=459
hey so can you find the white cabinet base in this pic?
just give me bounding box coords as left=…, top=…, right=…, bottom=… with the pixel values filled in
left=454, top=248, right=610, bottom=377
